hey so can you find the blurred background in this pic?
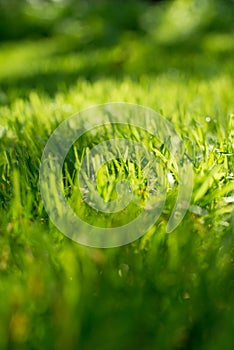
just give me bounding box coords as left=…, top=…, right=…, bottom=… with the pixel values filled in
left=0, top=0, right=233, bottom=106
left=0, top=0, right=233, bottom=45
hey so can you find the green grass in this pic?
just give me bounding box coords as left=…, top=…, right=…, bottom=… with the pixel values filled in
left=0, top=1, right=234, bottom=349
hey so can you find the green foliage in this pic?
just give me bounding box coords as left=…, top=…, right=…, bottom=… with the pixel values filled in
left=0, top=0, right=233, bottom=349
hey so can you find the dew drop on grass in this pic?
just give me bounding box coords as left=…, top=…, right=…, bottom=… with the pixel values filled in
left=167, top=172, right=175, bottom=187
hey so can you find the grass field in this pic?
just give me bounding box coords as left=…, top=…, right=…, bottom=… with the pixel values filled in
left=0, top=0, right=233, bottom=349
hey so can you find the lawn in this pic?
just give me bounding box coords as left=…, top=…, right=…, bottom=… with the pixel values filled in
left=0, top=0, right=233, bottom=349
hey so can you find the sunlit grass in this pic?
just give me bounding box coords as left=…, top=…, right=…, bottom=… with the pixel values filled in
left=0, top=1, right=233, bottom=348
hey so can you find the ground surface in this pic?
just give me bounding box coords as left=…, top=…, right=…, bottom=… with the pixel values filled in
left=0, top=1, right=233, bottom=349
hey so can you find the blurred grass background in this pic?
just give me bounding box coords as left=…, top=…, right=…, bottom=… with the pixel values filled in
left=0, top=0, right=233, bottom=104
left=0, top=0, right=233, bottom=349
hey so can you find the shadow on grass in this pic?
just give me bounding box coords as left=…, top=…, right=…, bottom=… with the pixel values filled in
left=0, top=33, right=233, bottom=105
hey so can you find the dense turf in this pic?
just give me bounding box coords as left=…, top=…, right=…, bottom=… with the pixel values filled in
left=0, top=1, right=233, bottom=349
